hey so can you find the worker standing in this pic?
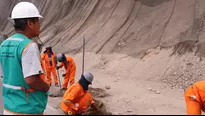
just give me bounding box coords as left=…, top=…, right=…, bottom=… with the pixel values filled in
left=38, top=43, right=47, bottom=83
left=60, top=72, right=97, bottom=115
left=0, top=2, right=50, bottom=115
left=56, top=53, right=76, bottom=90
left=184, top=80, right=205, bottom=115
left=40, top=54, right=46, bottom=83
left=41, top=45, right=59, bottom=87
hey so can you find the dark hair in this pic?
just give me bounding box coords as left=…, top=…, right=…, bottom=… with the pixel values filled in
left=43, top=48, right=53, bottom=54
left=13, top=18, right=36, bottom=31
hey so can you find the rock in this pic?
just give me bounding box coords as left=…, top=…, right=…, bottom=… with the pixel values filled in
left=117, top=43, right=122, bottom=46
left=155, top=90, right=160, bottom=94
left=98, top=102, right=104, bottom=108
left=124, top=99, right=130, bottom=103
left=105, top=86, right=110, bottom=90
left=98, top=94, right=105, bottom=98
left=127, top=110, right=132, bottom=112
left=186, top=62, right=193, bottom=65
left=148, top=87, right=152, bottom=91
left=113, top=79, right=119, bottom=82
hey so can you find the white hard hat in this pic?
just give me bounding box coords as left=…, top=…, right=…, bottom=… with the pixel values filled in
left=57, top=53, right=66, bottom=62
left=83, top=72, right=94, bottom=84
left=11, top=2, right=43, bottom=19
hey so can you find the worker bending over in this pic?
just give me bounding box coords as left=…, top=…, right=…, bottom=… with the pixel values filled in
left=41, top=45, right=59, bottom=86
left=184, top=80, right=205, bottom=115
left=57, top=53, right=76, bottom=90
left=60, top=72, right=97, bottom=115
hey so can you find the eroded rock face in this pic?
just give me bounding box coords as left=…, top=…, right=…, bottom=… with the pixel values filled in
left=1, top=0, right=205, bottom=58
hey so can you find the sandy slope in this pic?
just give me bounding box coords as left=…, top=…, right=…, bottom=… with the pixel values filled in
left=1, top=0, right=205, bottom=57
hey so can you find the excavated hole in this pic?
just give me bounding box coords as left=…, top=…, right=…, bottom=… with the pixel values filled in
left=49, top=86, right=112, bottom=115
left=84, top=87, right=112, bottom=115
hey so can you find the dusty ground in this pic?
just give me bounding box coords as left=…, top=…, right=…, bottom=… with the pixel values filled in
left=46, top=46, right=205, bottom=115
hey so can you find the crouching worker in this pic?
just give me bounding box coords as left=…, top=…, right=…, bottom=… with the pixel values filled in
left=60, top=72, right=97, bottom=115
left=184, top=80, right=205, bottom=115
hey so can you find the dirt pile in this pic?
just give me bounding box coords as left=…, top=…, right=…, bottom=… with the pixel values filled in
left=161, top=57, right=204, bottom=90
left=48, top=85, right=112, bottom=115
left=85, top=87, right=112, bottom=115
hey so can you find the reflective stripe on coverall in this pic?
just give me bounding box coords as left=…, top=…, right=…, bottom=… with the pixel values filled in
left=40, top=54, right=46, bottom=83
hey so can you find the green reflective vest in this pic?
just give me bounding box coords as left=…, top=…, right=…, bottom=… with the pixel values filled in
left=0, top=33, right=48, bottom=114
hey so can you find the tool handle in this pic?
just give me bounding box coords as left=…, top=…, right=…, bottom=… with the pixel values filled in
left=55, top=56, right=62, bottom=90
left=82, top=37, right=85, bottom=74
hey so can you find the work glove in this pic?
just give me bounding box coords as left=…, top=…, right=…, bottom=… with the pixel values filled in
left=56, top=66, right=60, bottom=70
left=62, top=74, right=66, bottom=77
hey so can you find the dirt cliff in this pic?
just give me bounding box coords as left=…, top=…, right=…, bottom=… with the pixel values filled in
left=1, top=0, right=205, bottom=58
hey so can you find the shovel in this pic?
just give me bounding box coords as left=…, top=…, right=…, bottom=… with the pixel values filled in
left=54, top=56, right=62, bottom=90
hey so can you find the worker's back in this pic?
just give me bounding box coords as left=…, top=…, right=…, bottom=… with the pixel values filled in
left=0, top=33, right=48, bottom=114
left=60, top=83, right=85, bottom=112
left=192, top=81, right=205, bottom=105
left=66, top=56, right=76, bottom=69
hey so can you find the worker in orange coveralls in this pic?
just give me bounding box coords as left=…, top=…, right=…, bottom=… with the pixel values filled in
left=56, top=53, right=76, bottom=90
left=41, top=45, right=59, bottom=87
left=184, top=80, right=205, bottom=115
left=60, top=72, right=97, bottom=115
left=40, top=54, right=46, bottom=83
left=37, top=43, right=47, bottom=83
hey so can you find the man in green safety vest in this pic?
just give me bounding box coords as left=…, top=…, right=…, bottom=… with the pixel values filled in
left=0, top=2, right=50, bottom=115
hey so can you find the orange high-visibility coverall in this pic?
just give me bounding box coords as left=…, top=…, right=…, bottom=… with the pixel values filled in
left=59, top=56, right=76, bottom=89
left=184, top=80, right=205, bottom=115
left=60, top=83, right=95, bottom=115
left=41, top=52, right=58, bottom=85
left=40, top=54, right=46, bottom=83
